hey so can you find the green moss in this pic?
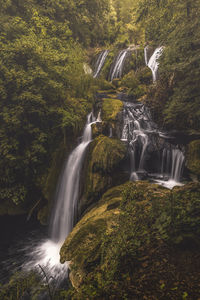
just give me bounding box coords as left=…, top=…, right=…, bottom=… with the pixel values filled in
left=84, top=135, right=126, bottom=198
left=60, top=182, right=200, bottom=299
left=187, top=140, right=200, bottom=177
left=95, top=79, right=115, bottom=91
left=41, top=142, right=67, bottom=202
left=136, top=66, right=152, bottom=85
left=80, top=135, right=127, bottom=212
left=102, top=98, right=123, bottom=123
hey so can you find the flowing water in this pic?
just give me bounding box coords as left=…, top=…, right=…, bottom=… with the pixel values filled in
left=121, top=101, right=185, bottom=189
left=147, top=46, right=163, bottom=82
left=144, top=46, right=149, bottom=66
left=23, top=112, right=99, bottom=283
left=110, top=49, right=129, bottom=81
left=93, top=50, right=109, bottom=78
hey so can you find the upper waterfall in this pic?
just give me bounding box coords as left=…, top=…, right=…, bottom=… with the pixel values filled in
left=146, top=46, right=163, bottom=82
left=110, top=49, right=129, bottom=81
left=93, top=50, right=109, bottom=78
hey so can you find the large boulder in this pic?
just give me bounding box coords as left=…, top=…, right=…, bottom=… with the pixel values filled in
left=60, top=181, right=200, bottom=299
left=80, top=135, right=128, bottom=213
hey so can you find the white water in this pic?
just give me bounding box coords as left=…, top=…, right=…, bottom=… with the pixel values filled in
left=156, top=148, right=185, bottom=189
left=110, top=49, right=129, bottom=81
left=121, top=102, right=154, bottom=180
left=121, top=102, right=185, bottom=189
left=93, top=50, right=109, bottom=78
left=147, top=46, right=163, bottom=82
left=144, top=46, right=149, bottom=66
left=23, top=112, right=99, bottom=282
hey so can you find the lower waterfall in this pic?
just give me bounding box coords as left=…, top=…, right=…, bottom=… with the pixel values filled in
left=23, top=112, right=99, bottom=282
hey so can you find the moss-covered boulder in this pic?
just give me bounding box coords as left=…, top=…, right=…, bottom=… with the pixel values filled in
left=101, top=97, right=123, bottom=138
left=60, top=184, right=124, bottom=288
left=80, top=135, right=127, bottom=212
left=186, top=139, right=200, bottom=178
left=136, top=66, right=152, bottom=85
left=60, top=181, right=200, bottom=299
left=102, top=98, right=123, bottom=123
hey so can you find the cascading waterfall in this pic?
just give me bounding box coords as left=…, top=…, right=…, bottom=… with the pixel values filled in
left=23, top=112, right=99, bottom=282
left=146, top=46, right=163, bottom=82
left=144, top=46, right=149, bottom=66
left=50, top=112, right=96, bottom=243
left=110, top=49, right=129, bottom=81
left=93, top=50, right=109, bottom=78
left=121, top=101, right=185, bottom=189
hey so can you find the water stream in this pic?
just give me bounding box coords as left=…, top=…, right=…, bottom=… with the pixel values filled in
left=145, top=46, right=163, bottom=82
left=110, top=49, right=129, bottom=81
left=23, top=112, right=99, bottom=282
left=93, top=50, right=109, bottom=78
left=121, top=101, right=185, bottom=189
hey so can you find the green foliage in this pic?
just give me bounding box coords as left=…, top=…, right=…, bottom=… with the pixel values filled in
left=0, top=0, right=94, bottom=211
left=186, top=140, right=200, bottom=177
left=137, top=0, right=200, bottom=131
left=0, top=271, right=45, bottom=300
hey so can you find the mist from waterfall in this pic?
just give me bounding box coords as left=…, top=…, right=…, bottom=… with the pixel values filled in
left=110, top=49, right=129, bottom=81
left=93, top=50, right=109, bottom=78
left=23, top=112, right=99, bottom=282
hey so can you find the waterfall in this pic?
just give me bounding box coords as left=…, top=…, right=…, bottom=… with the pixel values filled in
left=23, top=112, right=99, bottom=282
left=121, top=102, right=154, bottom=180
left=147, top=47, right=163, bottom=82
left=93, top=50, right=109, bottom=78
left=144, top=46, right=149, bottom=66
left=50, top=112, right=95, bottom=243
left=171, top=149, right=185, bottom=181
left=110, top=49, right=129, bottom=81
left=121, top=101, right=185, bottom=189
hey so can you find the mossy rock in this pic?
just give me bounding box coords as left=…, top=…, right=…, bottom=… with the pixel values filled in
left=60, top=182, right=200, bottom=299
left=37, top=205, right=49, bottom=225
left=96, top=78, right=115, bottom=91
left=186, top=140, right=200, bottom=177
left=60, top=184, right=124, bottom=288
left=136, top=66, right=152, bottom=85
left=102, top=98, right=123, bottom=123
left=80, top=135, right=127, bottom=211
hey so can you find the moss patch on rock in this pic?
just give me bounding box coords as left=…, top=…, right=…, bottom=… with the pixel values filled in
left=186, top=139, right=200, bottom=177
left=80, top=135, right=127, bottom=212
left=60, top=181, right=200, bottom=299
left=102, top=98, right=123, bottom=123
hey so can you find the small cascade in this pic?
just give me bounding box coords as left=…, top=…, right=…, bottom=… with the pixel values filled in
left=171, top=149, right=185, bottom=181
left=121, top=101, right=185, bottom=188
left=121, top=102, right=156, bottom=180
left=144, top=46, right=149, bottom=66
left=23, top=112, right=100, bottom=282
left=147, top=46, right=163, bottom=82
left=110, top=49, right=129, bottom=81
left=93, top=50, right=109, bottom=78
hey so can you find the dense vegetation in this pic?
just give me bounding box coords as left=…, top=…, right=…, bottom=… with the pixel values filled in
left=0, top=0, right=200, bottom=299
